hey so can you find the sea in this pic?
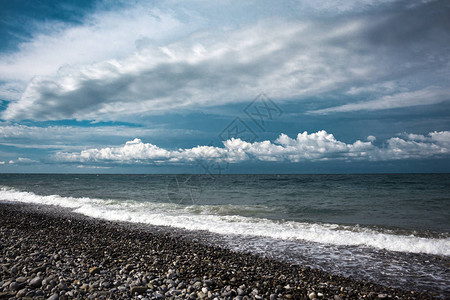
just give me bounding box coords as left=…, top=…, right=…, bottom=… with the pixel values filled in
left=0, top=173, right=449, bottom=297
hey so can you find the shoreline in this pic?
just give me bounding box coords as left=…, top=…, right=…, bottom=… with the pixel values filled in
left=0, top=202, right=436, bottom=299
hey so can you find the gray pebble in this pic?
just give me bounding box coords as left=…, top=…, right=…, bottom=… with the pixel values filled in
left=57, top=282, right=68, bottom=291
left=166, top=279, right=175, bottom=286
left=10, top=281, right=20, bottom=290
left=29, top=276, right=43, bottom=288
left=204, top=279, right=213, bottom=286
left=16, top=288, right=27, bottom=297
left=47, top=293, right=59, bottom=300
left=16, top=276, right=27, bottom=283
left=237, top=287, right=245, bottom=296
left=10, top=266, right=18, bottom=275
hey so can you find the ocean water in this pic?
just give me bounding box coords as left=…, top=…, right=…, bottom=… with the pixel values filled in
left=0, top=174, right=449, bottom=296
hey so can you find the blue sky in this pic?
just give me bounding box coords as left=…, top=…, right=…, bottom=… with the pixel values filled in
left=0, top=0, right=449, bottom=173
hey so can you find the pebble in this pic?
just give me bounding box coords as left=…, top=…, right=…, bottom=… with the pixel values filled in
left=16, top=276, right=28, bottom=283
left=154, top=292, right=164, bottom=299
left=130, top=286, right=148, bottom=295
left=57, top=282, right=68, bottom=291
left=10, top=266, right=18, bottom=275
left=88, top=267, right=100, bottom=275
left=16, top=288, right=26, bottom=297
left=47, top=293, right=59, bottom=300
left=29, top=276, right=42, bottom=288
left=9, top=281, right=20, bottom=291
left=204, top=279, right=213, bottom=286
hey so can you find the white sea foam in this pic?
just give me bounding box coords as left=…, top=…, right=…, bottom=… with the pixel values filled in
left=1, top=186, right=449, bottom=256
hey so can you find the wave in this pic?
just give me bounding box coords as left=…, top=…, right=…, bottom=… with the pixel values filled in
left=1, top=186, right=449, bottom=256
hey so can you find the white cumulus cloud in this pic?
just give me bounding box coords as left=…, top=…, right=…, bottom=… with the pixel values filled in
left=55, top=130, right=450, bottom=164
left=7, top=157, right=39, bottom=164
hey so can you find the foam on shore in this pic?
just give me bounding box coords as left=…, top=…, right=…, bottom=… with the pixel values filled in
left=1, top=186, right=449, bottom=257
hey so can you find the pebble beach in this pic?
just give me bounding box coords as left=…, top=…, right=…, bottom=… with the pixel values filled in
left=0, top=202, right=437, bottom=300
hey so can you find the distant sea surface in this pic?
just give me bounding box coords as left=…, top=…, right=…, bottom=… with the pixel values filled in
left=0, top=174, right=449, bottom=296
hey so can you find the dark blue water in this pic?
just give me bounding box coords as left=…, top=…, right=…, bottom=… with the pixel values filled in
left=1, top=173, right=448, bottom=233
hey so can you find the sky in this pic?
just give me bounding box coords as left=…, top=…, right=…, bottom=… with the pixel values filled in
left=0, top=0, right=449, bottom=174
